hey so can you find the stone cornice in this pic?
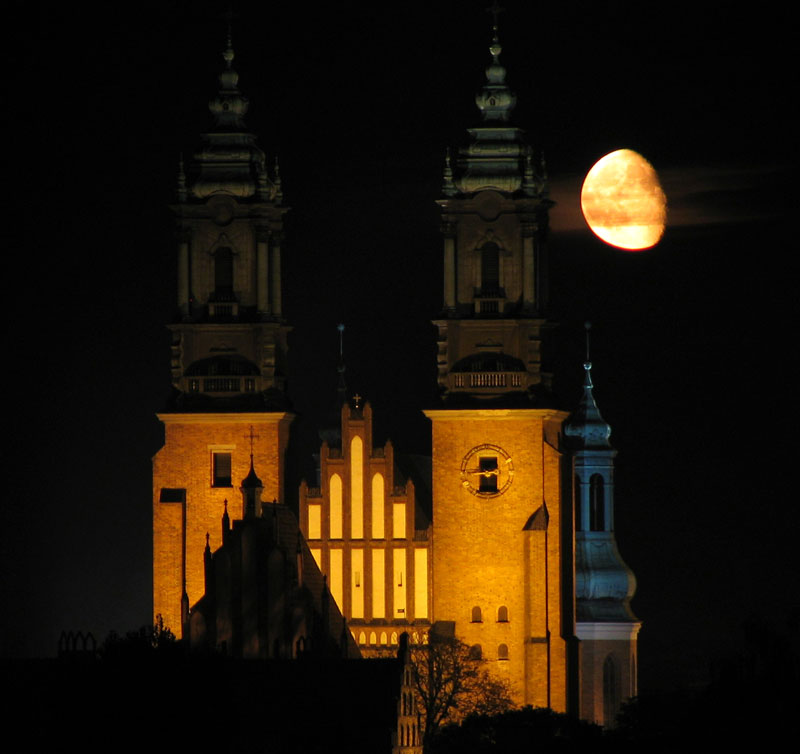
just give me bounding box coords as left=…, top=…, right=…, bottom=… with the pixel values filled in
left=423, top=408, right=569, bottom=421
left=157, top=412, right=294, bottom=424
left=575, top=621, right=642, bottom=641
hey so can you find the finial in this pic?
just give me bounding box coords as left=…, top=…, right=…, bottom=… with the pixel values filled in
left=223, top=11, right=234, bottom=69
left=222, top=498, right=230, bottom=536
left=353, top=393, right=362, bottom=409
left=563, top=322, right=611, bottom=448
left=205, top=531, right=210, bottom=548
left=208, top=22, right=248, bottom=130
left=475, top=2, right=515, bottom=122
left=583, top=322, right=594, bottom=387
left=336, top=323, right=347, bottom=409
left=584, top=321, right=592, bottom=361
left=487, top=2, right=505, bottom=61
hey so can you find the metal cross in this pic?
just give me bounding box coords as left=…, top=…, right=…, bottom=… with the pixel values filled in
left=247, top=425, right=260, bottom=454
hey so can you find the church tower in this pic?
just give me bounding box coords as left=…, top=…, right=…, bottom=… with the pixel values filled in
left=152, top=33, right=293, bottom=637
left=427, top=23, right=576, bottom=711
left=433, top=24, right=552, bottom=400
left=563, top=341, right=640, bottom=726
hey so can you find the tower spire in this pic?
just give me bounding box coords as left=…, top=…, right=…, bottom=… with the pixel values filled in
left=563, top=323, right=612, bottom=449
left=475, top=2, right=516, bottom=123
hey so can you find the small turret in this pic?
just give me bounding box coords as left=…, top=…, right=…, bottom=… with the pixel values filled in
left=241, top=454, right=264, bottom=518
left=565, top=325, right=637, bottom=621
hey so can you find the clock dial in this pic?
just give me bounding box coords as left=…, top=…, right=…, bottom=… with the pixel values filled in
left=460, top=444, right=514, bottom=497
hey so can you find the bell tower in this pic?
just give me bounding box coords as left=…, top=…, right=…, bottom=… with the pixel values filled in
left=563, top=335, right=640, bottom=726
left=152, top=33, right=293, bottom=637
left=427, top=21, right=576, bottom=711
left=433, top=20, right=553, bottom=401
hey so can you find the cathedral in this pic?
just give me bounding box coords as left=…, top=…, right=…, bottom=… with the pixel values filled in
left=152, top=23, right=639, bottom=728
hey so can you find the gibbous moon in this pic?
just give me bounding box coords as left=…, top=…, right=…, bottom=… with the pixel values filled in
left=581, top=149, right=667, bottom=251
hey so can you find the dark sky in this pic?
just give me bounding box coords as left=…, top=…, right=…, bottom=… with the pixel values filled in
left=4, top=1, right=795, bottom=692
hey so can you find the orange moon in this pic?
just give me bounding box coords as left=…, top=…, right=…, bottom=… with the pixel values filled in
left=580, top=149, right=666, bottom=250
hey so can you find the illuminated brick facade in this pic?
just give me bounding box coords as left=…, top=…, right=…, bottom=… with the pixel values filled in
left=426, top=409, right=574, bottom=710
left=299, top=402, right=432, bottom=656
left=153, top=413, right=292, bottom=636
left=152, top=28, right=640, bottom=728
left=152, top=37, right=291, bottom=639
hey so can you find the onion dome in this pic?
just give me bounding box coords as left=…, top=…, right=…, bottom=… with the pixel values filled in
left=208, top=32, right=249, bottom=130
left=453, top=25, right=545, bottom=196
left=474, top=32, right=516, bottom=123
left=189, top=30, right=277, bottom=201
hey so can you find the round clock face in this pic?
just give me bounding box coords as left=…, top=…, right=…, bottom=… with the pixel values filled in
left=460, top=444, right=514, bottom=497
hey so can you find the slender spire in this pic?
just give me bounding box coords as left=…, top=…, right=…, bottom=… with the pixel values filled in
left=337, top=323, right=347, bottom=409
left=242, top=454, right=264, bottom=518
left=563, top=323, right=612, bottom=448
left=222, top=498, right=230, bottom=536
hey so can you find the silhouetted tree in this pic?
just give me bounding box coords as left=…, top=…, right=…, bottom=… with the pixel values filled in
left=432, top=706, right=605, bottom=754
left=100, top=614, right=179, bottom=660
left=410, top=636, right=513, bottom=751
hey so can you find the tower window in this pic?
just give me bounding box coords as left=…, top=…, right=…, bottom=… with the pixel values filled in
left=590, top=474, right=605, bottom=531
left=497, top=644, right=509, bottom=661
left=480, top=242, right=500, bottom=293
left=468, top=644, right=482, bottom=660
left=603, top=654, right=620, bottom=726
left=497, top=605, right=509, bottom=622
left=471, top=606, right=482, bottom=623
left=479, top=457, right=498, bottom=493
left=212, top=452, right=232, bottom=488
left=214, top=247, right=234, bottom=296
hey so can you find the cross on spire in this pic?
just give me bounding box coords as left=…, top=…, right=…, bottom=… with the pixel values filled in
left=487, top=1, right=505, bottom=35
left=247, top=425, right=260, bottom=454
left=353, top=393, right=362, bottom=409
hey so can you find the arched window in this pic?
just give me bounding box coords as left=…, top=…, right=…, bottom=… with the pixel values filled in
left=471, top=606, right=482, bottom=623
left=214, top=247, right=233, bottom=296
left=380, top=631, right=388, bottom=646
left=497, top=605, right=509, bottom=622
left=390, top=632, right=399, bottom=646
left=468, top=644, right=482, bottom=660
left=369, top=631, right=377, bottom=646
left=358, top=631, right=366, bottom=646
left=497, top=644, right=509, bottom=661
left=603, top=654, right=619, bottom=726
left=590, top=474, right=605, bottom=531
left=480, top=242, right=500, bottom=293
left=329, top=474, right=343, bottom=538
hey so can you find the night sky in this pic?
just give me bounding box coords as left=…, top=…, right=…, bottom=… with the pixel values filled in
left=4, top=1, right=794, bottom=693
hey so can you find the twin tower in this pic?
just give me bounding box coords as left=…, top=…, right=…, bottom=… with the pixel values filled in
left=152, top=30, right=640, bottom=726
